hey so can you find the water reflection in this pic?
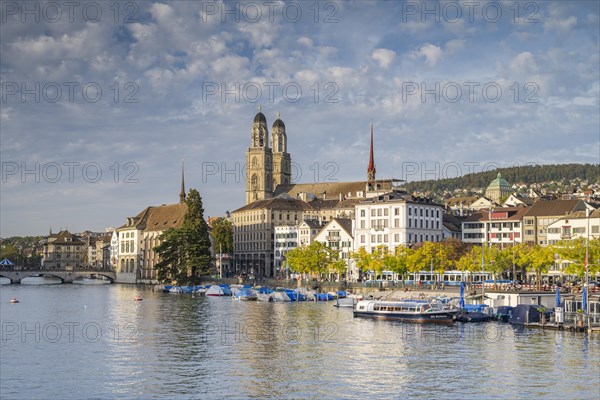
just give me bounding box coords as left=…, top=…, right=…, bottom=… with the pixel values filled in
left=0, top=284, right=599, bottom=399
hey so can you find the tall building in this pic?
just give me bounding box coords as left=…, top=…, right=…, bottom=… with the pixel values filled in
left=245, top=110, right=291, bottom=204
left=115, top=164, right=190, bottom=283
left=232, top=111, right=402, bottom=277
left=41, top=230, right=85, bottom=270
left=353, top=191, right=444, bottom=253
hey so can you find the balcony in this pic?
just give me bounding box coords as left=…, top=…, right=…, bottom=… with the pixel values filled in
left=327, top=235, right=341, bottom=242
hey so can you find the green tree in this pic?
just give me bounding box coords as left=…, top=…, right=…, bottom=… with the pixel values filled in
left=487, top=246, right=512, bottom=288
left=556, top=238, right=600, bottom=279
left=287, top=242, right=329, bottom=281
left=526, top=245, right=556, bottom=290
left=211, top=218, right=233, bottom=254
left=154, top=189, right=212, bottom=284
left=389, top=245, right=413, bottom=285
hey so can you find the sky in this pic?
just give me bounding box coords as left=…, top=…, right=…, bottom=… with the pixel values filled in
left=1, top=0, right=599, bottom=237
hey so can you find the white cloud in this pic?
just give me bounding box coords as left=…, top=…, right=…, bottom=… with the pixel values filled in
left=371, top=48, right=396, bottom=69
left=411, top=43, right=443, bottom=66
left=297, top=37, right=313, bottom=48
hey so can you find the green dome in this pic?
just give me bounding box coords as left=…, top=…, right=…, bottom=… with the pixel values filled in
left=487, top=172, right=510, bottom=191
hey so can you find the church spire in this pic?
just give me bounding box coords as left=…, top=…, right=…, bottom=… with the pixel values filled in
left=367, top=122, right=376, bottom=187
left=179, top=160, right=186, bottom=203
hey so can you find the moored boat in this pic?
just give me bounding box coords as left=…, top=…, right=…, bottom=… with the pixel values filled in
left=353, top=299, right=457, bottom=324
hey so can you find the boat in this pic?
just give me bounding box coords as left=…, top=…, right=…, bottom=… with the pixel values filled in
left=455, top=311, right=491, bottom=322
left=206, top=284, right=232, bottom=296
left=133, top=295, right=143, bottom=301
left=334, top=295, right=362, bottom=308
left=494, top=306, right=514, bottom=322
left=314, top=293, right=335, bottom=301
left=353, top=299, right=457, bottom=324
left=9, top=297, right=19, bottom=304
left=509, top=304, right=552, bottom=325
left=233, top=287, right=258, bottom=301
left=454, top=304, right=492, bottom=323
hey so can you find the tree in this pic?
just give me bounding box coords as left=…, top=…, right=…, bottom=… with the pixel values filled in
left=286, top=242, right=329, bottom=281
left=154, top=189, right=212, bottom=285
left=211, top=218, right=233, bottom=254
left=487, top=246, right=512, bottom=288
left=556, top=238, right=600, bottom=279
left=527, top=245, right=556, bottom=290
left=389, top=245, right=413, bottom=286
left=409, top=242, right=448, bottom=280
left=513, top=242, right=534, bottom=282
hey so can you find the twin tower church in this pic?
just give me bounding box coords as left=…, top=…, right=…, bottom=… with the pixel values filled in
left=245, top=110, right=292, bottom=204
left=243, top=108, right=387, bottom=206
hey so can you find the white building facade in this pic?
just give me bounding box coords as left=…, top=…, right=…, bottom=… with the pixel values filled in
left=313, top=218, right=356, bottom=281
left=353, top=192, right=444, bottom=253
left=273, top=225, right=298, bottom=276
left=462, top=207, right=528, bottom=246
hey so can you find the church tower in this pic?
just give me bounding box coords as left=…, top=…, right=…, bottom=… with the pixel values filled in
left=246, top=108, right=273, bottom=204
left=271, top=113, right=291, bottom=189
left=366, top=123, right=377, bottom=191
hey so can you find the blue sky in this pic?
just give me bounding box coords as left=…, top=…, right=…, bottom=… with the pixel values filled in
left=1, top=0, right=599, bottom=236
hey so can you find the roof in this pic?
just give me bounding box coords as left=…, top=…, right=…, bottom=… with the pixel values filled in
left=299, top=219, right=324, bottom=229
left=253, top=112, right=266, bottom=124
left=487, top=172, right=510, bottom=190
left=47, top=230, right=85, bottom=245
left=274, top=181, right=368, bottom=199
left=524, top=199, right=585, bottom=217
left=233, top=196, right=315, bottom=213
left=561, top=209, right=600, bottom=219
left=445, top=196, right=479, bottom=206
left=332, top=218, right=353, bottom=236
left=442, top=213, right=464, bottom=232
left=118, top=203, right=188, bottom=232
left=273, top=118, right=285, bottom=129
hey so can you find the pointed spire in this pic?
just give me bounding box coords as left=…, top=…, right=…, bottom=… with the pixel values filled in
left=367, top=122, right=376, bottom=183
left=179, top=160, right=186, bottom=203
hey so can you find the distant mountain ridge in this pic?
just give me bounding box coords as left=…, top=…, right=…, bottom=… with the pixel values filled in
left=402, top=163, right=599, bottom=195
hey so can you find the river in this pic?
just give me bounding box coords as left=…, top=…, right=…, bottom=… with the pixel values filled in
left=1, top=284, right=598, bottom=399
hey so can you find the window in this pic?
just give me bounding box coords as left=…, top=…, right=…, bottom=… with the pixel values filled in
left=395, top=208, right=399, bottom=216
left=361, top=235, right=365, bottom=243
left=409, top=208, right=412, bottom=216
left=395, top=234, right=399, bottom=242
left=384, top=208, right=388, bottom=216
left=361, top=210, right=365, bottom=217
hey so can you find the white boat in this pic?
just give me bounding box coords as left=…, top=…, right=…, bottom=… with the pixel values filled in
left=206, top=285, right=232, bottom=296
left=334, top=294, right=363, bottom=308
left=353, top=299, right=457, bottom=324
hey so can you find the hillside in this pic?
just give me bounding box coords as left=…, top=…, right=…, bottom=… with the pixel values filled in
left=402, top=163, right=599, bottom=196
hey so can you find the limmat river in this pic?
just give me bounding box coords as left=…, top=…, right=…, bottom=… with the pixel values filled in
left=1, top=283, right=598, bottom=400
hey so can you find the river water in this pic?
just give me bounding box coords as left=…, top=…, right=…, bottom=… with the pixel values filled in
left=1, top=284, right=598, bottom=400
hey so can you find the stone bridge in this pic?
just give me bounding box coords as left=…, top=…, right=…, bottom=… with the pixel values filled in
left=0, top=269, right=115, bottom=284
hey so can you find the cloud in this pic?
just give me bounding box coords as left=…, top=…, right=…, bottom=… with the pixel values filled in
left=411, top=43, right=443, bottom=66
left=297, top=37, right=313, bottom=48
left=371, top=48, right=396, bottom=69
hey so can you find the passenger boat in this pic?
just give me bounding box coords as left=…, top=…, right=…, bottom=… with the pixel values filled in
left=353, top=300, right=457, bottom=324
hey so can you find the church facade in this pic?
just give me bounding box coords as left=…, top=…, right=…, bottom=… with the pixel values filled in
left=232, top=111, right=399, bottom=278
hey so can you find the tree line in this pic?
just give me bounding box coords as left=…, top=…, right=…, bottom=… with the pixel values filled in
left=403, top=163, right=599, bottom=194
left=285, top=237, right=600, bottom=290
